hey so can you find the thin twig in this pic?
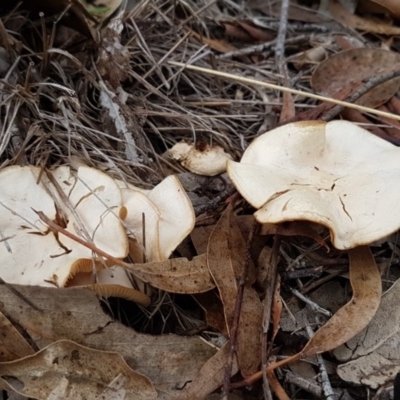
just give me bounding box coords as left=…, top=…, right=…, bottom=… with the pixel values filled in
left=285, top=371, right=323, bottom=398
left=275, top=0, right=290, bottom=70
left=35, top=210, right=130, bottom=269
left=291, top=288, right=332, bottom=317
left=275, top=0, right=292, bottom=124
left=217, top=35, right=309, bottom=60
left=306, top=324, right=337, bottom=400
left=194, top=186, right=236, bottom=216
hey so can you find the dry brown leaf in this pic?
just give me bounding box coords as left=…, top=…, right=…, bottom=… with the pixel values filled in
left=311, top=48, right=400, bottom=109
left=132, top=254, right=215, bottom=294
left=221, top=21, right=255, bottom=42
left=207, top=208, right=238, bottom=331
left=195, top=292, right=227, bottom=335
left=234, top=20, right=275, bottom=42
left=328, top=0, right=400, bottom=35
left=176, top=343, right=239, bottom=400
left=207, top=207, right=262, bottom=376
left=267, top=246, right=382, bottom=376
left=0, top=285, right=216, bottom=394
left=191, top=216, right=256, bottom=257
left=0, top=310, right=34, bottom=361
left=301, top=246, right=381, bottom=356
left=365, top=0, right=400, bottom=18
left=238, top=287, right=263, bottom=376
left=191, top=226, right=214, bottom=255
left=228, top=213, right=257, bottom=283
left=0, top=340, right=157, bottom=400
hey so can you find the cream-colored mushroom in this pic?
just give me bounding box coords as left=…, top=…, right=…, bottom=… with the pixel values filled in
left=227, top=120, right=397, bottom=351
left=169, top=141, right=233, bottom=176
left=119, top=175, right=195, bottom=262
left=0, top=165, right=149, bottom=305
left=227, top=120, right=400, bottom=250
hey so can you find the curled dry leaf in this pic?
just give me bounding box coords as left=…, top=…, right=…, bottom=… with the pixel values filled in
left=265, top=246, right=381, bottom=373
left=0, top=340, right=157, bottom=400
left=300, top=246, right=381, bottom=357
left=207, top=208, right=240, bottom=330
left=207, top=206, right=262, bottom=376
left=311, top=48, right=400, bottom=108
left=132, top=254, right=215, bottom=294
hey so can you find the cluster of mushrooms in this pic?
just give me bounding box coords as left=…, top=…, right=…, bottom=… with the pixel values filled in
left=2, top=120, right=400, bottom=307
left=0, top=165, right=194, bottom=306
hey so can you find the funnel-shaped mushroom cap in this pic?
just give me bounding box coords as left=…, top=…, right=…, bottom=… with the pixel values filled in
left=227, top=120, right=400, bottom=250
left=121, top=175, right=195, bottom=262
left=0, top=166, right=128, bottom=287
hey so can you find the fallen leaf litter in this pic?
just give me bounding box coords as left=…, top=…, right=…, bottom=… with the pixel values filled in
left=2, top=0, right=400, bottom=399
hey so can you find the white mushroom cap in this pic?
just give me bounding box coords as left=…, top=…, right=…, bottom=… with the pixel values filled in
left=121, top=175, right=195, bottom=262
left=0, top=165, right=128, bottom=287
left=121, top=189, right=161, bottom=262
left=169, top=141, right=233, bottom=176
left=227, top=120, right=400, bottom=250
